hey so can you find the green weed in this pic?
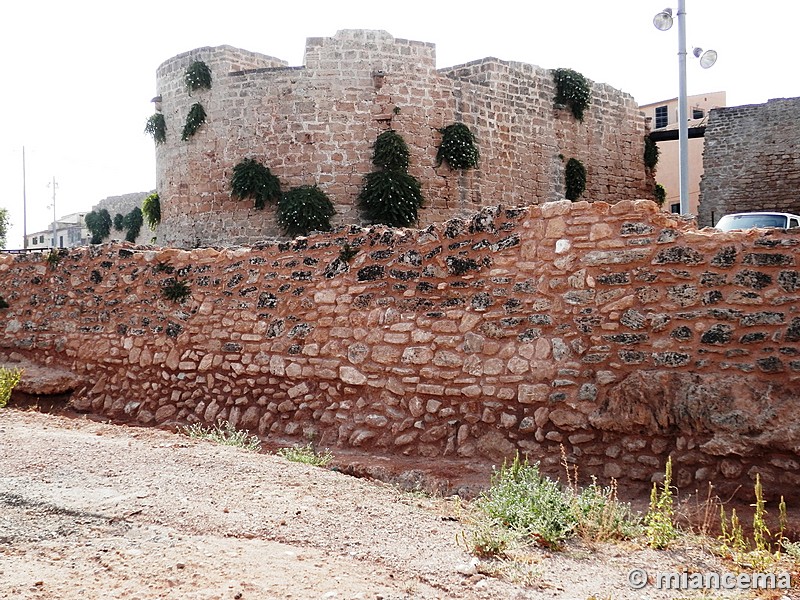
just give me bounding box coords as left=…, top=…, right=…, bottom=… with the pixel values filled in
left=180, top=420, right=261, bottom=452
left=645, top=456, right=678, bottom=549
left=276, top=443, right=333, bottom=467
left=0, top=367, right=23, bottom=408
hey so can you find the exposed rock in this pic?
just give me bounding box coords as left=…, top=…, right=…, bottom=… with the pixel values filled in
left=2, top=361, right=83, bottom=395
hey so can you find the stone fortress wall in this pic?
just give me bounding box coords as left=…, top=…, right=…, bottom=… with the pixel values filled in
left=154, top=30, right=653, bottom=247
left=700, top=97, right=800, bottom=228
left=2, top=199, right=799, bottom=498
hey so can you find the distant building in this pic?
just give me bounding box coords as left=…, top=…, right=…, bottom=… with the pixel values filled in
left=639, top=91, right=726, bottom=216
left=26, top=212, right=90, bottom=249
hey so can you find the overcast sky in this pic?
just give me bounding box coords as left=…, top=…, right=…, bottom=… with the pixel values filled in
left=1, top=0, right=796, bottom=248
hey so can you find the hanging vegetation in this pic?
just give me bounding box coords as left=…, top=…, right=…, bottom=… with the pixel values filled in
left=123, top=207, right=144, bottom=243
left=142, top=192, right=161, bottom=230
left=277, top=185, right=335, bottom=237
left=85, top=209, right=112, bottom=244
left=230, top=158, right=281, bottom=209
left=113, top=213, right=125, bottom=232
left=358, top=130, right=424, bottom=227
left=644, top=136, right=660, bottom=170
left=654, top=184, right=666, bottom=207
left=371, top=130, right=410, bottom=171
left=181, top=103, right=206, bottom=141
left=162, top=278, right=191, bottom=303
left=552, top=68, right=591, bottom=122
left=185, top=60, right=212, bottom=93
left=565, top=158, right=587, bottom=201
left=436, top=123, right=479, bottom=170
left=0, top=296, right=8, bottom=309
left=144, top=113, right=166, bottom=144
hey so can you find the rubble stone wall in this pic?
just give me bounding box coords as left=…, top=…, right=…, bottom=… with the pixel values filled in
left=2, top=199, right=799, bottom=498
left=700, top=96, right=800, bottom=227
left=154, top=30, right=652, bottom=247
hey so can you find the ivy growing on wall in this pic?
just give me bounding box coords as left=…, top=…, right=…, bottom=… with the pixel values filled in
left=436, top=123, right=479, bottom=170
left=0, top=296, right=8, bottom=309
left=231, top=158, right=282, bottom=209
left=358, top=130, right=424, bottom=227
left=113, top=213, right=125, bottom=232
left=644, top=136, right=660, bottom=170
left=552, top=68, right=591, bottom=122
left=162, top=278, right=191, bottom=303
left=123, top=207, right=144, bottom=243
left=142, top=192, right=161, bottom=230
left=654, top=183, right=666, bottom=207
left=565, top=158, right=587, bottom=201
left=182, top=103, right=207, bottom=141
left=85, top=209, right=112, bottom=244
left=144, top=113, right=166, bottom=144
left=185, top=60, right=212, bottom=93
left=277, top=185, right=335, bottom=237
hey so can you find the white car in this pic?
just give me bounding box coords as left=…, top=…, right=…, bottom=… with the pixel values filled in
left=715, top=212, right=800, bottom=232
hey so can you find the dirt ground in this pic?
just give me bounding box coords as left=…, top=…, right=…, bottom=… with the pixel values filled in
left=0, top=409, right=796, bottom=600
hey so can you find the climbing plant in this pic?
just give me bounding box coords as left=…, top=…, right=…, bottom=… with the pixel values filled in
left=85, top=209, right=113, bottom=244
left=565, top=158, right=587, bottom=201
left=654, top=183, right=666, bottom=207
left=436, top=123, right=479, bottom=170
left=552, top=68, right=591, bottom=122
left=123, top=207, right=144, bottom=243
left=142, top=192, right=161, bottom=230
left=358, top=130, right=424, bottom=227
left=644, top=136, right=660, bottom=170
left=231, top=158, right=281, bottom=209
left=277, top=185, right=335, bottom=237
left=181, top=103, right=206, bottom=141
left=113, top=213, right=125, bottom=231
left=144, top=113, right=166, bottom=144
left=185, top=60, right=212, bottom=93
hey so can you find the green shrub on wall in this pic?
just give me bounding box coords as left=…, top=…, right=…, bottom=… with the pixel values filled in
left=565, top=158, right=587, bottom=201
left=162, top=278, right=191, bottom=303
left=123, top=207, right=144, bottom=243
left=277, top=185, right=335, bottom=237
left=85, top=209, right=112, bottom=244
left=552, top=68, right=591, bottom=122
left=654, top=183, right=666, bottom=207
left=358, top=130, right=424, bottom=227
left=144, top=113, right=166, bottom=144
left=644, top=136, right=660, bottom=170
left=0, top=296, right=9, bottom=309
left=113, top=213, right=125, bottom=232
left=436, top=123, right=479, bottom=170
left=142, top=192, right=161, bottom=230
left=181, top=103, right=206, bottom=141
left=231, top=158, right=281, bottom=209
left=185, top=60, right=212, bottom=93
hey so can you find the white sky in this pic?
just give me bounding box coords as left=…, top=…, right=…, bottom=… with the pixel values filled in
left=1, top=0, right=797, bottom=248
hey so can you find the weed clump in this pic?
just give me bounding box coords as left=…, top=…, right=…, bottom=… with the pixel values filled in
left=180, top=420, right=261, bottom=452
left=276, top=443, right=333, bottom=467
left=0, top=367, right=23, bottom=408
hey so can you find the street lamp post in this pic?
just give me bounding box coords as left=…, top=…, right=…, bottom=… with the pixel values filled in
left=653, top=2, right=716, bottom=217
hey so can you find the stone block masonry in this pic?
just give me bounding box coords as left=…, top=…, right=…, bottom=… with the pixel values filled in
left=2, top=200, right=800, bottom=498
left=700, top=96, right=800, bottom=228
left=154, top=30, right=653, bottom=247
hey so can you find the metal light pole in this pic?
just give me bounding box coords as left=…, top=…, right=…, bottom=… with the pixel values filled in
left=676, top=0, right=690, bottom=216
left=48, top=176, right=58, bottom=248
left=653, top=3, right=716, bottom=217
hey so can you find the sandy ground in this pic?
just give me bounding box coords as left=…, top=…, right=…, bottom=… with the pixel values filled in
left=0, top=409, right=796, bottom=600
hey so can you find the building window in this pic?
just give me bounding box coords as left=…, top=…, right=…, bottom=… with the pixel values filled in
left=31, top=237, right=37, bottom=246
left=670, top=203, right=681, bottom=214
left=655, top=105, right=668, bottom=129
left=39, top=235, right=45, bottom=243
left=692, top=108, right=704, bottom=119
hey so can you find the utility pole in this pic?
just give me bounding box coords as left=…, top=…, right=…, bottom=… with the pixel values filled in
left=49, top=177, right=58, bottom=248
left=22, top=147, right=28, bottom=249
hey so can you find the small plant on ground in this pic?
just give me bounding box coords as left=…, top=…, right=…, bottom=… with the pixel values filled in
left=436, top=122, right=479, bottom=170
left=180, top=420, right=261, bottom=451
left=565, top=157, right=587, bottom=201
left=185, top=60, right=212, bottom=93
left=144, top=113, right=166, bottom=144
left=645, top=456, right=678, bottom=549
left=182, top=102, right=207, bottom=141
left=142, top=192, right=161, bottom=230
left=572, top=478, right=643, bottom=542
left=161, top=278, right=191, bottom=303
left=552, top=68, right=591, bottom=121
left=230, top=158, right=281, bottom=210
left=276, top=442, right=333, bottom=467
left=277, top=185, right=335, bottom=237
left=358, top=130, right=424, bottom=227
left=0, top=367, right=23, bottom=408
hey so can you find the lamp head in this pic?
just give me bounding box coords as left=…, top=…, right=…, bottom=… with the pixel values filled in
left=653, top=8, right=674, bottom=31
